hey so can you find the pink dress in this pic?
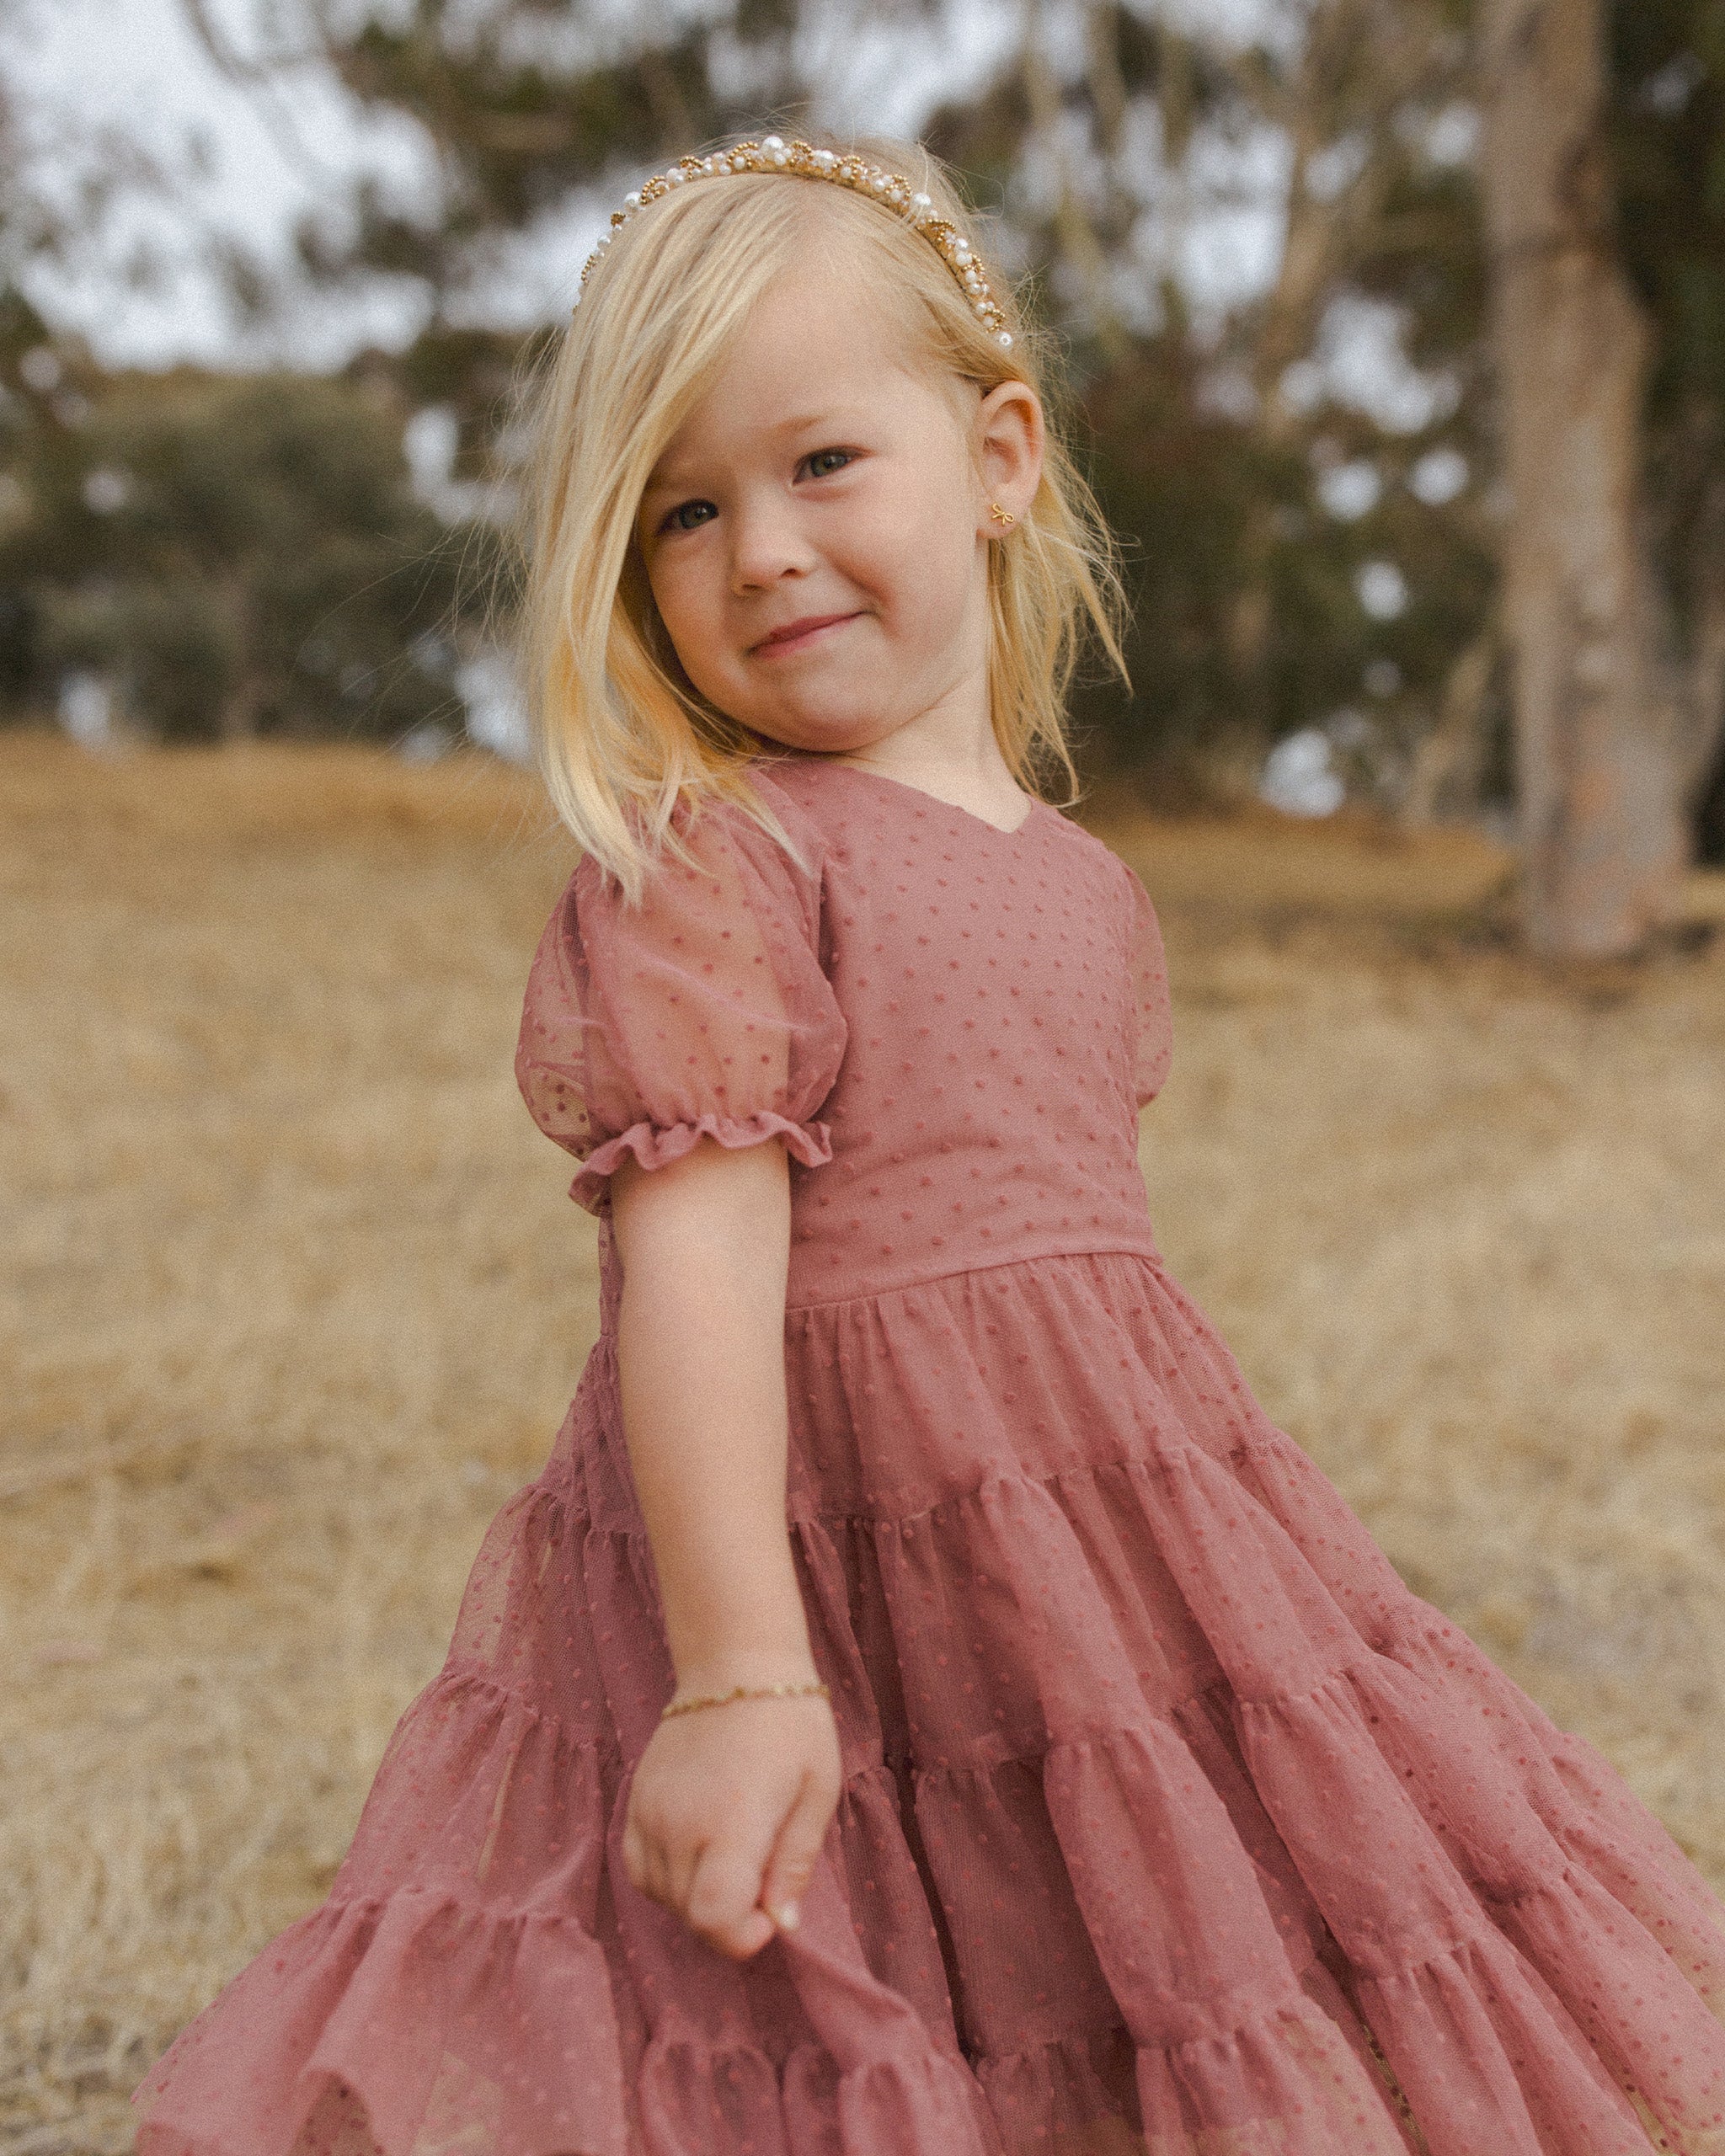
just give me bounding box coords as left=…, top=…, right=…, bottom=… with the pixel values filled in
left=135, top=755, right=1725, bottom=2156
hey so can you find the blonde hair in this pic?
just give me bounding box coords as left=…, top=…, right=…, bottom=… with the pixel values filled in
left=515, top=131, right=1127, bottom=899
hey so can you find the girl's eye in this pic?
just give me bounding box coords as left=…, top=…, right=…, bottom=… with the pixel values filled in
left=662, top=499, right=717, bottom=533
left=804, top=448, right=852, bottom=479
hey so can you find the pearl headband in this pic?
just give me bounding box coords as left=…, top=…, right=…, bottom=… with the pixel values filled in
left=574, top=135, right=1015, bottom=349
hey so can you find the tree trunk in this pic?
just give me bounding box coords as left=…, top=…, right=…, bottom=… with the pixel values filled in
left=216, top=563, right=263, bottom=743
left=1481, top=0, right=1689, bottom=957
left=1399, top=628, right=1497, bottom=827
left=1019, top=0, right=1130, bottom=361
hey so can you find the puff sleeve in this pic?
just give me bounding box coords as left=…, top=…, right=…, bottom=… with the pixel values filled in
left=1124, top=862, right=1172, bottom=1108
left=515, top=793, right=849, bottom=1217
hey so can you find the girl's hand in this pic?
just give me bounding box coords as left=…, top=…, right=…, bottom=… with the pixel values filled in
left=622, top=1691, right=842, bottom=1959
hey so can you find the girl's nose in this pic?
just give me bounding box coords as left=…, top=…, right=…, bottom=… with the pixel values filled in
left=728, top=495, right=816, bottom=592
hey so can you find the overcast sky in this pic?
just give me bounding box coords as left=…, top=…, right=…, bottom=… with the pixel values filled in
left=8, top=0, right=448, bottom=369
left=4, top=0, right=1310, bottom=373
left=3, top=0, right=1023, bottom=369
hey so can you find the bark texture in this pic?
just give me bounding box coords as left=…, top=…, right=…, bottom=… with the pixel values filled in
left=1482, top=0, right=1689, bottom=956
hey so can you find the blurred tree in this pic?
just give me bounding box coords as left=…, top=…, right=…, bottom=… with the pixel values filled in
left=0, top=288, right=57, bottom=710
left=1483, top=0, right=1699, bottom=953
left=0, top=367, right=477, bottom=741
left=195, top=0, right=790, bottom=518
left=0, top=35, right=68, bottom=712
left=928, top=2, right=1498, bottom=810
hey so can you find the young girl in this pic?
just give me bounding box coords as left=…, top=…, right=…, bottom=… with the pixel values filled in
left=134, top=134, right=1725, bottom=2156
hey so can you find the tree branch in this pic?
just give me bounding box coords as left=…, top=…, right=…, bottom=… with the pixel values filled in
left=1020, top=0, right=1129, bottom=359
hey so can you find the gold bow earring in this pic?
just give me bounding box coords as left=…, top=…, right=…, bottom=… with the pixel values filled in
left=988, top=500, right=1017, bottom=530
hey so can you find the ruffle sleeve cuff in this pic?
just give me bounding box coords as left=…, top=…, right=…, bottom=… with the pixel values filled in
left=570, top=1112, right=836, bottom=1216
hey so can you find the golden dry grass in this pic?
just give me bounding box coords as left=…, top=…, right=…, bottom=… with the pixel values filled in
left=3, top=732, right=1723, bottom=2155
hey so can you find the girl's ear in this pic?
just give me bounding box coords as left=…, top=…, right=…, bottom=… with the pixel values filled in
left=974, top=379, right=1044, bottom=536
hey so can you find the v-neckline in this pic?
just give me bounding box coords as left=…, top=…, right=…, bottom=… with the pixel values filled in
left=817, top=759, right=1046, bottom=838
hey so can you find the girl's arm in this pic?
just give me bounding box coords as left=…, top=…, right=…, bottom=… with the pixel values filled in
left=609, top=1134, right=842, bottom=1960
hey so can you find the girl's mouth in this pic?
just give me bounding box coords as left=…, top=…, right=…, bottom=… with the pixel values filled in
left=750, top=611, right=862, bottom=659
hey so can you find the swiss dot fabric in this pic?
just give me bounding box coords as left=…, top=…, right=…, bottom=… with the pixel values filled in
left=134, top=755, right=1725, bottom=2156
left=516, top=784, right=848, bottom=1219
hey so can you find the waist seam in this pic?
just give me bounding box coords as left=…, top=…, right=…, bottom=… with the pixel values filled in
left=783, top=1239, right=1164, bottom=1315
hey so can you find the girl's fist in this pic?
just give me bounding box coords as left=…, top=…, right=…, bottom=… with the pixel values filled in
left=621, top=1694, right=841, bottom=1959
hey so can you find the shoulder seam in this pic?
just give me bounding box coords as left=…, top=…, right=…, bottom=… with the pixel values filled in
left=744, top=763, right=830, bottom=871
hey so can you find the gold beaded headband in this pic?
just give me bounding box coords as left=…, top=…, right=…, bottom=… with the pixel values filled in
left=574, top=135, right=1015, bottom=349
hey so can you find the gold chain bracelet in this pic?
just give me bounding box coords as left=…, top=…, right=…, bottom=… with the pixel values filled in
left=660, top=1679, right=830, bottom=1721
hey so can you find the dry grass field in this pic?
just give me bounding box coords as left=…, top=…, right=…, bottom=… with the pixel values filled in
left=4, top=730, right=1724, bottom=2154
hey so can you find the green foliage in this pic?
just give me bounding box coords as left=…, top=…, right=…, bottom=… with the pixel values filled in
left=1610, top=0, right=1725, bottom=853
left=313, top=3, right=783, bottom=274
left=0, top=286, right=58, bottom=707
left=927, top=3, right=1498, bottom=802
left=1067, top=344, right=1279, bottom=782
left=1613, top=0, right=1725, bottom=417
left=1610, top=0, right=1725, bottom=604
left=1070, top=336, right=1495, bottom=800
left=0, top=360, right=481, bottom=740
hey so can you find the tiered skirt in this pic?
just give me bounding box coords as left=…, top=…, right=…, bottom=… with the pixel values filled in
left=134, top=1251, right=1725, bottom=2155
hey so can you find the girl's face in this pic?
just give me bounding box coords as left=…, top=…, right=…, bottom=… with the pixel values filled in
left=634, top=248, right=1042, bottom=760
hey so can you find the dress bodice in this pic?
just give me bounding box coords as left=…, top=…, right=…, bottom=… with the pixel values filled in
left=514, top=755, right=1173, bottom=1310
left=763, top=760, right=1169, bottom=1304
